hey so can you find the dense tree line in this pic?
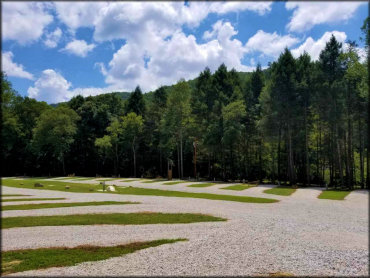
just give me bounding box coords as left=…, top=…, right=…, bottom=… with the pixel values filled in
left=1, top=20, right=368, bottom=189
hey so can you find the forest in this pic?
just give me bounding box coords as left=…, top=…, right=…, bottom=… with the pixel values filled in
left=1, top=20, right=369, bottom=189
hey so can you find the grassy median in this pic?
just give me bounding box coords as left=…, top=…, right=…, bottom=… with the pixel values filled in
left=2, top=212, right=226, bottom=229
left=318, top=190, right=351, bottom=200
left=263, top=187, right=296, bottom=196
left=1, top=201, right=138, bottom=211
left=1, top=239, right=186, bottom=275
left=1, top=178, right=279, bottom=204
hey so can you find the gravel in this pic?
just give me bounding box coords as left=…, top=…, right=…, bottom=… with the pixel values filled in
left=1, top=184, right=368, bottom=276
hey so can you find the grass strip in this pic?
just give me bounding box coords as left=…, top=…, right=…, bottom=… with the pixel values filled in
left=221, top=185, right=253, bottom=191
left=1, top=198, right=66, bottom=203
left=318, top=190, right=351, bottom=200
left=141, top=179, right=167, bottom=183
left=1, top=201, right=138, bottom=211
left=2, top=212, right=226, bottom=229
left=2, top=179, right=279, bottom=203
left=263, top=187, right=296, bottom=196
left=163, top=181, right=187, bottom=185
left=1, top=239, right=186, bottom=275
left=188, top=183, right=217, bottom=188
left=2, top=194, right=31, bottom=197
left=120, top=179, right=138, bottom=182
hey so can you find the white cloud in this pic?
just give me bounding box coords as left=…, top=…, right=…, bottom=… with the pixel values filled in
left=2, top=2, right=53, bottom=45
left=53, top=2, right=272, bottom=42
left=101, top=20, right=253, bottom=92
left=286, top=2, right=365, bottom=33
left=291, top=31, right=347, bottom=60
left=44, top=28, right=62, bottom=48
left=28, top=69, right=109, bottom=103
left=61, top=40, right=96, bottom=57
left=245, top=30, right=299, bottom=58
left=2, top=51, right=34, bottom=80
left=54, top=2, right=107, bottom=30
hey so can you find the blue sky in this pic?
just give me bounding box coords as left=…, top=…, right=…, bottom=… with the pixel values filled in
left=2, top=1, right=368, bottom=103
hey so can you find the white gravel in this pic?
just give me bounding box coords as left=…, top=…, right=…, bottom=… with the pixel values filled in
left=1, top=183, right=368, bottom=276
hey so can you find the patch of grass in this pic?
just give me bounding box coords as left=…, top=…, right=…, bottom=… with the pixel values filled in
left=221, top=184, right=254, bottom=191
left=264, top=187, right=296, bottom=196
left=1, top=239, right=186, bottom=275
left=96, top=178, right=117, bottom=181
left=2, top=179, right=279, bottom=203
left=2, top=194, right=31, bottom=197
left=142, top=179, right=167, bottom=183
left=318, top=190, right=351, bottom=200
left=187, top=183, right=217, bottom=188
left=163, top=181, right=187, bottom=185
left=1, top=201, right=138, bottom=211
left=120, top=179, right=138, bottom=182
left=2, top=212, right=226, bottom=229
left=1, top=198, right=66, bottom=203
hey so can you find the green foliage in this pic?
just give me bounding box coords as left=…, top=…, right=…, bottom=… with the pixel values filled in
left=1, top=239, right=186, bottom=275
left=2, top=22, right=369, bottom=187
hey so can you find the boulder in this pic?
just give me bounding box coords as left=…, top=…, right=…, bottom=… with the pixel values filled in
left=107, top=185, right=116, bottom=192
left=34, top=183, right=44, bottom=187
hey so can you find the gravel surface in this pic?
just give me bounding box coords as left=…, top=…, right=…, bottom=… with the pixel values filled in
left=1, top=184, right=368, bottom=276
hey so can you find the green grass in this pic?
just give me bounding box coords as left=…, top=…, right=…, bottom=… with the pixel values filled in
left=163, top=181, right=187, bottom=185
left=1, top=201, right=138, bottom=211
left=2, top=179, right=279, bottom=203
left=2, top=194, right=30, bottom=197
left=142, top=179, right=167, bottom=183
left=2, top=212, right=226, bottom=229
left=263, top=187, right=297, bottom=196
left=318, top=190, right=351, bottom=200
left=187, top=183, right=217, bottom=188
left=1, top=239, right=186, bottom=275
left=221, top=184, right=254, bottom=191
left=120, top=179, right=138, bottom=182
left=1, top=198, right=66, bottom=203
left=96, top=178, right=117, bottom=181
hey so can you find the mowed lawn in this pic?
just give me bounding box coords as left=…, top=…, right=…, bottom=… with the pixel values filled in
left=263, top=187, right=296, bottom=196
left=318, top=190, right=351, bottom=200
left=221, top=185, right=254, bottom=191
left=2, top=212, right=226, bottom=229
left=2, top=178, right=279, bottom=204
left=1, top=201, right=138, bottom=211
left=2, top=239, right=186, bottom=275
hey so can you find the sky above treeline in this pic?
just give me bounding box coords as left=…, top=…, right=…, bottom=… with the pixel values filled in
left=2, top=1, right=368, bottom=104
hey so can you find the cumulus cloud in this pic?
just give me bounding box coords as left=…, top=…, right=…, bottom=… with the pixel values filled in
left=27, top=69, right=109, bottom=103
left=44, top=28, right=62, bottom=48
left=286, top=2, right=365, bottom=33
left=291, top=31, right=347, bottom=60
left=60, top=40, right=96, bottom=57
left=100, top=20, right=253, bottom=92
left=245, top=30, right=300, bottom=58
left=2, top=51, right=34, bottom=80
left=2, top=2, right=53, bottom=45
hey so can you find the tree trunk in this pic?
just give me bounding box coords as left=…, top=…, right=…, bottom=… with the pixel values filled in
left=304, top=105, right=310, bottom=186
left=132, top=145, right=136, bottom=177
left=177, top=143, right=180, bottom=179
left=287, top=123, right=296, bottom=186
left=180, top=132, right=183, bottom=179
left=359, top=117, right=365, bottom=189
left=278, top=126, right=281, bottom=182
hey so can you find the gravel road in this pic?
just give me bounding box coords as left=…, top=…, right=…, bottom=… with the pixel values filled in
left=1, top=182, right=368, bottom=276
